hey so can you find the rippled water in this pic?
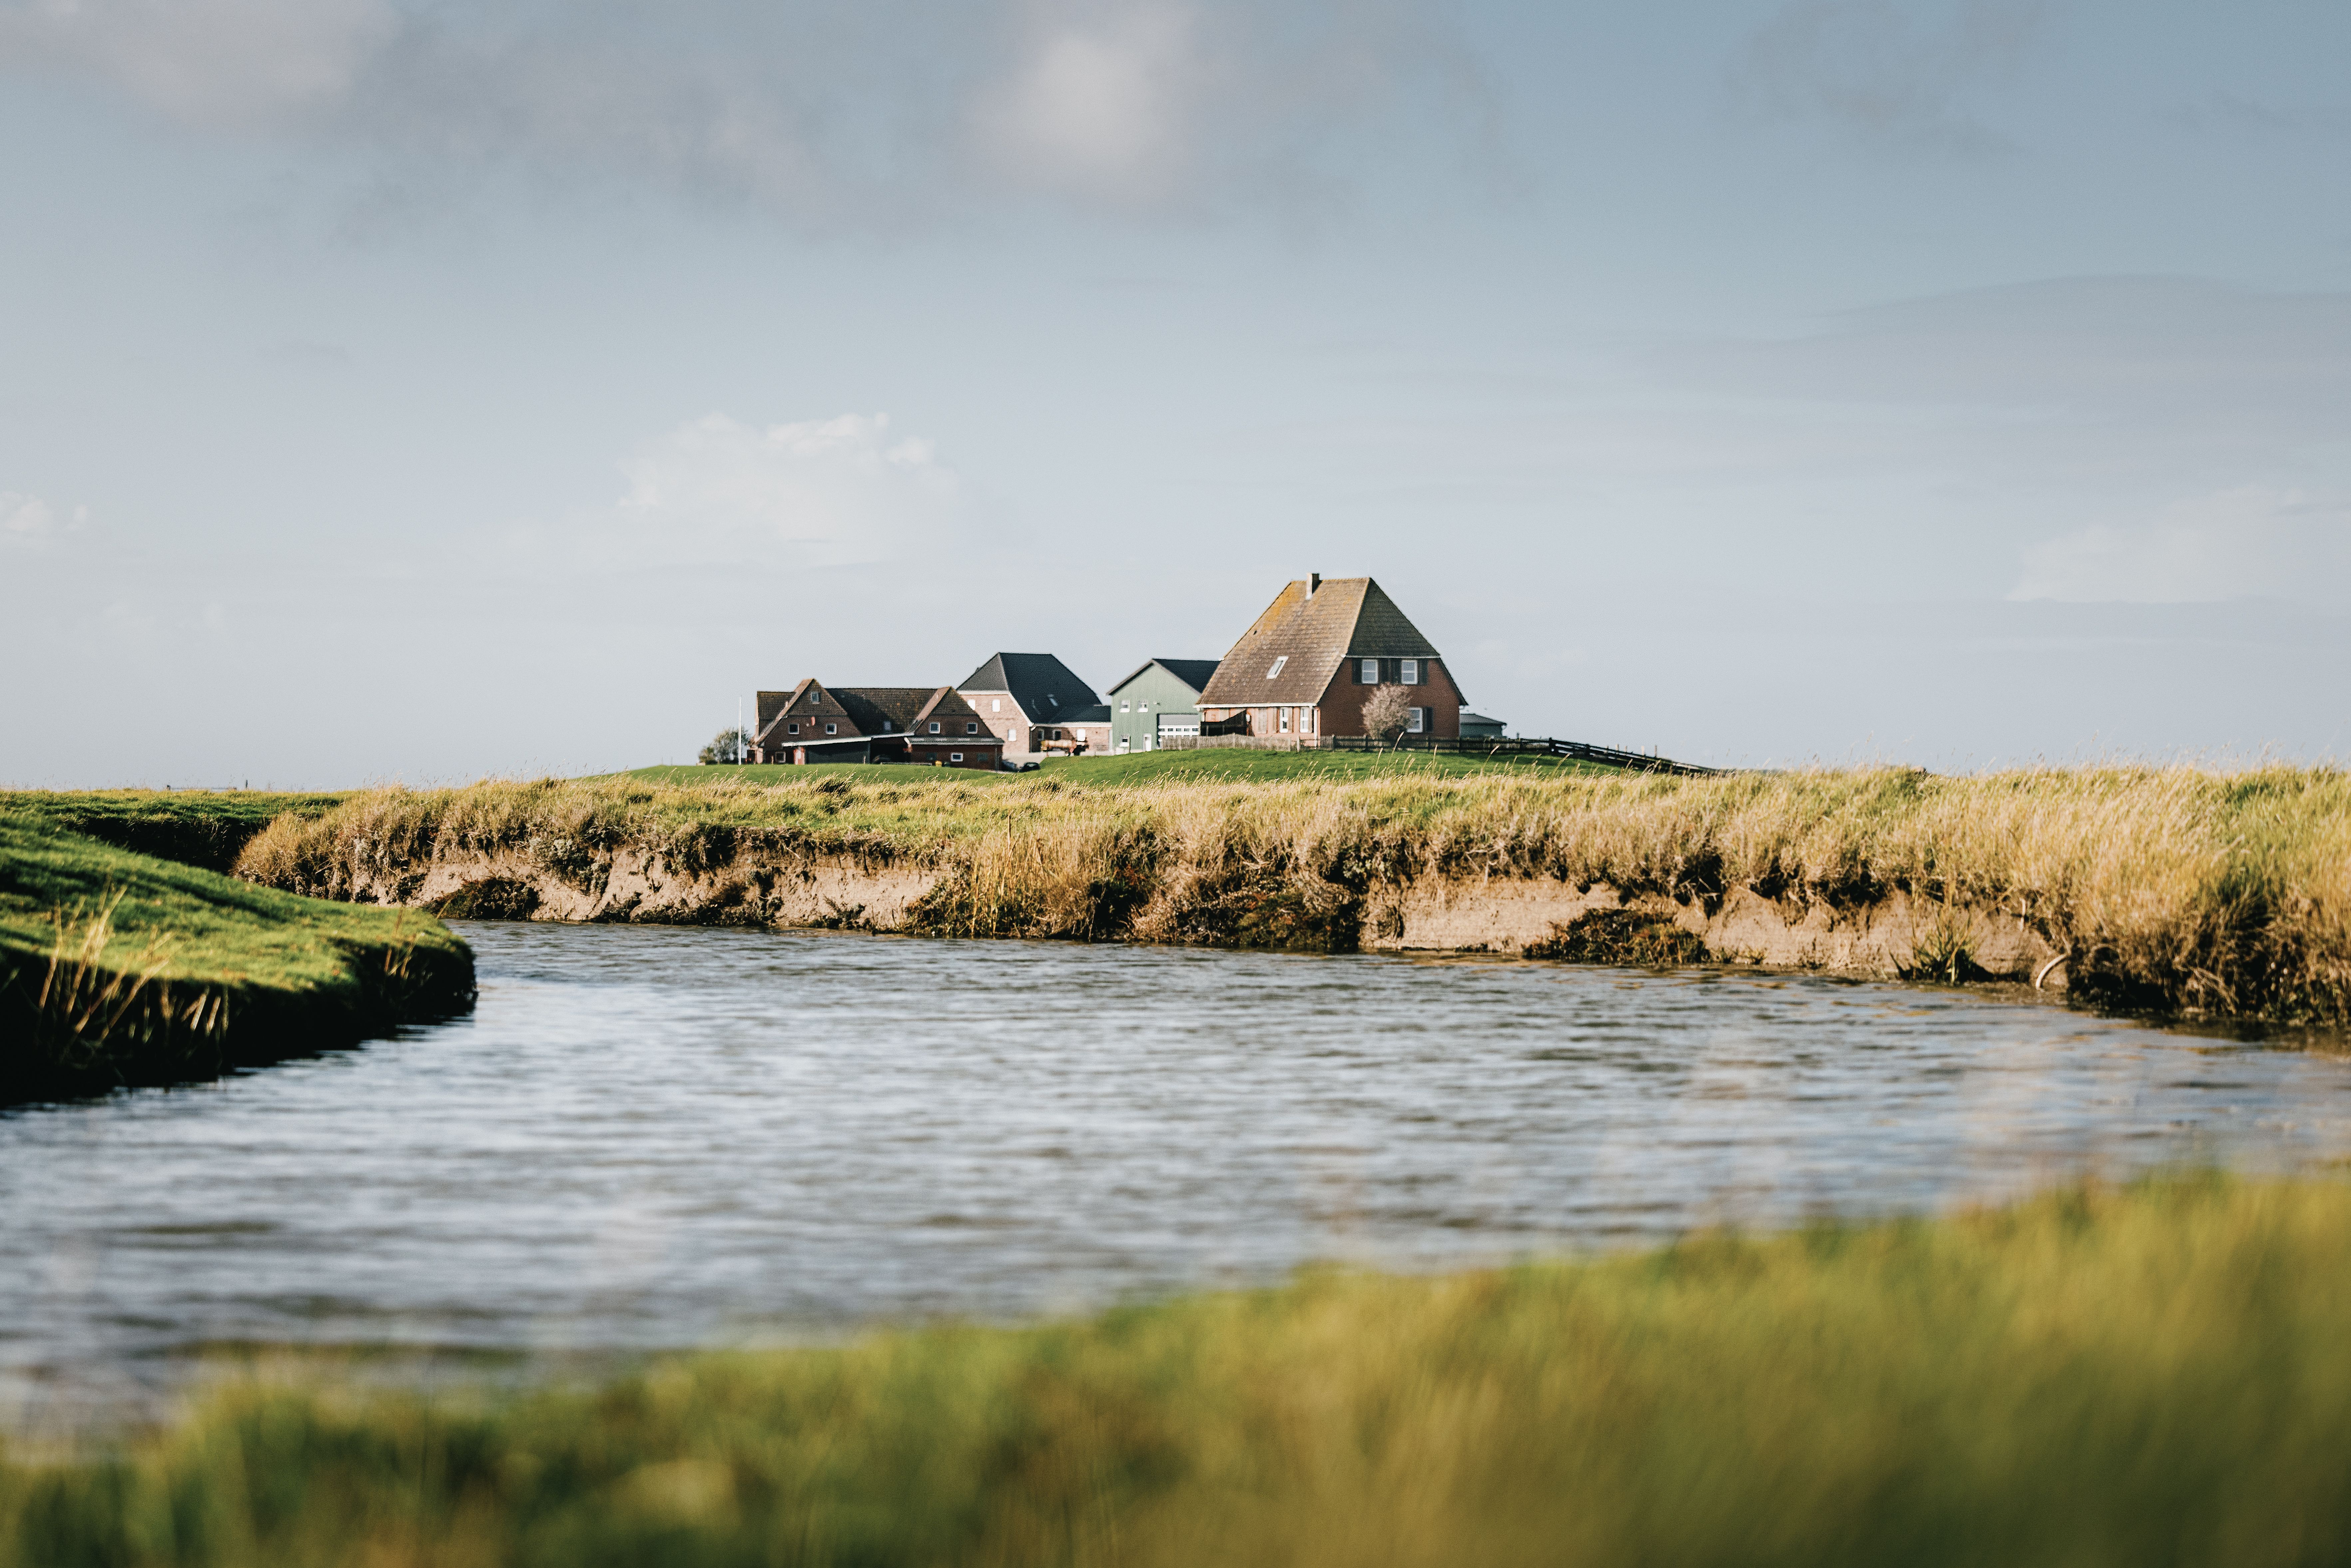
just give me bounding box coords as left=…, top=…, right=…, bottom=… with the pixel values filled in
left=7, top=921, right=2351, bottom=1422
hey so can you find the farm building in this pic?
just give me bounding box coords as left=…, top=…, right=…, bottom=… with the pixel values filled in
left=1105, top=658, right=1221, bottom=752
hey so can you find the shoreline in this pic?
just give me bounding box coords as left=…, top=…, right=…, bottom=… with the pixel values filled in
left=0, top=815, right=477, bottom=1105
left=8, top=1175, right=2351, bottom=1564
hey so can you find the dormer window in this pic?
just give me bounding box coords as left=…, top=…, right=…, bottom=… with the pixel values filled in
left=1267, top=656, right=1287, bottom=679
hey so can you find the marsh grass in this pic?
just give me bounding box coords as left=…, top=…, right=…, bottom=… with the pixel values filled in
left=233, top=764, right=2351, bottom=1022
left=0, top=815, right=474, bottom=1101
left=10, top=1175, right=2351, bottom=1566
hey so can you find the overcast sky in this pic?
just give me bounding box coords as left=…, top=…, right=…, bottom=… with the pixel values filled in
left=3, top=0, right=2347, bottom=784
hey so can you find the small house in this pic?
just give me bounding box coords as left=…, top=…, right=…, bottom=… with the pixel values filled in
left=1105, top=658, right=1221, bottom=752
left=1196, top=576, right=1466, bottom=740
left=1460, top=713, right=1507, bottom=739
left=752, top=680, right=1004, bottom=769
left=957, top=653, right=1112, bottom=759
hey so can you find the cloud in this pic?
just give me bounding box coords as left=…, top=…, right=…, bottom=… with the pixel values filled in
left=0, top=0, right=389, bottom=127
left=1728, top=0, right=2043, bottom=153
left=2011, top=486, right=2351, bottom=604
left=0, top=0, right=1478, bottom=224
left=974, top=4, right=1199, bottom=202
left=596, top=412, right=964, bottom=569
left=0, top=491, right=86, bottom=549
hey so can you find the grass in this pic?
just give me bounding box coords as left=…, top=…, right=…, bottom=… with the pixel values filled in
left=619, top=750, right=1604, bottom=788
left=0, top=814, right=474, bottom=1103
left=0, top=790, right=347, bottom=874
left=9, top=1174, right=2351, bottom=1566
left=226, top=764, right=2351, bottom=1022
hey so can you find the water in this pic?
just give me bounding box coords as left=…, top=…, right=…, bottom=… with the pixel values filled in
left=8, top=921, right=2351, bottom=1423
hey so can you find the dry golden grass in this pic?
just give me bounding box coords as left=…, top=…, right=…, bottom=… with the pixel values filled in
left=233, top=765, right=2351, bottom=1021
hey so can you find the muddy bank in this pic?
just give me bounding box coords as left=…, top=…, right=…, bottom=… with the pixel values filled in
left=318, top=844, right=2069, bottom=991
left=230, top=768, right=2351, bottom=1022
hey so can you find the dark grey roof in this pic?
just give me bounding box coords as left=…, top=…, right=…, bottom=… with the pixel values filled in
left=1460, top=712, right=1504, bottom=725
left=1107, top=657, right=1222, bottom=696
left=834, top=686, right=979, bottom=735
left=956, top=653, right=1104, bottom=721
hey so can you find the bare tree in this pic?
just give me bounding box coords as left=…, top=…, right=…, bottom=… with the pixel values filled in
left=1361, top=684, right=1414, bottom=744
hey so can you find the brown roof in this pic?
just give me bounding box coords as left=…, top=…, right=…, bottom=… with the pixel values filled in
left=1198, top=578, right=1443, bottom=708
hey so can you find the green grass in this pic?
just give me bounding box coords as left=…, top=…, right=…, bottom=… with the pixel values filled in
left=0, top=789, right=346, bottom=873
left=0, top=814, right=473, bottom=1102
left=1036, top=748, right=1613, bottom=784
left=618, top=763, right=1019, bottom=787
left=618, top=751, right=1609, bottom=790
left=10, top=1174, right=2351, bottom=1567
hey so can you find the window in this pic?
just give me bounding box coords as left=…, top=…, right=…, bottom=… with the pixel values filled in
left=825, top=723, right=837, bottom=735
left=880, top=721, right=891, bottom=732
left=1360, top=658, right=1378, bottom=685
left=787, top=722, right=799, bottom=735
left=950, top=752, right=964, bottom=763
left=992, top=699, right=1001, bottom=712
left=966, top=722, right=978, bottom=734
left=1401, top=659, right=1419, bottom=685
left=1267, top=656, right=1287, bottom=679
left=1121, top=700, right=1131, bottom=712
left=1408, top=707, right=1425, bottom=734
left=929, top=721, right=941, bottom=734
left=1278, top=707, right=1291, bottom=733
left=1047, top=695, right=1058, bottom=708
left=807, top=692, right=822, bottom=707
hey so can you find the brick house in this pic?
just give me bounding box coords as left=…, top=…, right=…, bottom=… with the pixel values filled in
left=751, top=680, right=1003, bottom=769
left=956, top=653, right=1112, bottom=759
left=1196, top=576, right=1466, bottom=740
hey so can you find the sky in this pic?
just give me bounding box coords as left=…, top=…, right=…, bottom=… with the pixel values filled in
left=2, top=0, right=2347, bottom=784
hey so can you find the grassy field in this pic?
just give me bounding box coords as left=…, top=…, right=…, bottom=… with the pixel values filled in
left=0, top=814, right=473, bottom=1103
left=9, top=1174, right=2351, bottom=1566
left=622, top=749, right=1605, bottom=788
left=0, top=789, right=347, bottom=873
left=229, top=763, right=2351, bottom=1022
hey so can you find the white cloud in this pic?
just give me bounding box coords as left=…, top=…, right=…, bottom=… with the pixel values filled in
left=1, top=491, right=86, bottom=548
left=0, top=0, right=1473, bottom=225
left=2010, top=485, right=2351, bottom=603
left=0, top=0, right=389, bottom=127
left=601, top=412, right=963, bottom=569
left=975, top=4, right=1200, bottom=201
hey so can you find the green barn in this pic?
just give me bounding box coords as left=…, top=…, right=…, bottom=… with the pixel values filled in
left=1106, top=658, right=1222, bottom=753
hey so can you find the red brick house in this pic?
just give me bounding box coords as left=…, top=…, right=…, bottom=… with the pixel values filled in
left=956, top=653, right=1113, bottom=760
left=1196, top=576, right=1466, bottom=740
left=751, top=680, right=1004, bottom=769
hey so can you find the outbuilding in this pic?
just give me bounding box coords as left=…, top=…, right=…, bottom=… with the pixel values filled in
left=1105, top=658, right=1221, bottom=752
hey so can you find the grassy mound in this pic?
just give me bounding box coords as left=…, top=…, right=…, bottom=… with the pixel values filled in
left=9, top=1175, right=2351, bottom=1566
left=0, top=815, right=474, bottom=1104
left=0, top=789, right=346, bottom=874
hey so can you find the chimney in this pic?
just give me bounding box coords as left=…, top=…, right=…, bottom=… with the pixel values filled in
left=1307, top=573, right=1321, bottom=597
